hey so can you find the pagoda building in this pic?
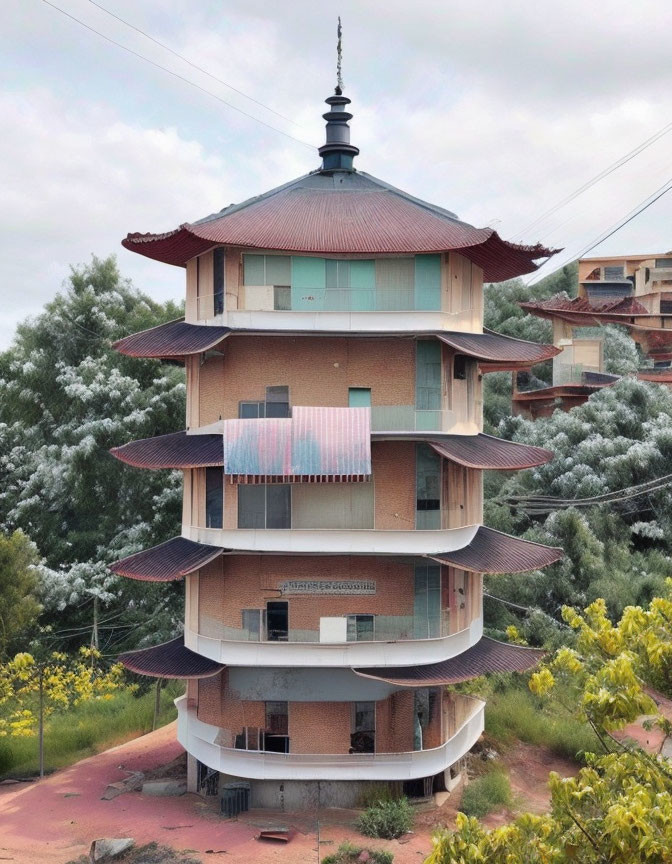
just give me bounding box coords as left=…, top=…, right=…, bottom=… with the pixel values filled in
left=515, top=253, right=672, bottom=418
left=113, top=87, right=563, bottom=809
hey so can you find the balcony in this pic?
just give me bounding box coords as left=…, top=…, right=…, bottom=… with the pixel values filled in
left=176, top=693, right=485, bottom=781
left=197, top=288, right=480, bottom=334
left=182, top=523, right=479, bottom=555
left=184, top=614, right=483, bottom=668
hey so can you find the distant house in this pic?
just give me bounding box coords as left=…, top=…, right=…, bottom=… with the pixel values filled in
left=515, top=253, right=672, bottom=418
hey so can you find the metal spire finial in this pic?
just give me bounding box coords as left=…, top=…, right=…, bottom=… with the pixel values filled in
left=336, top=17, right=343, bottom=94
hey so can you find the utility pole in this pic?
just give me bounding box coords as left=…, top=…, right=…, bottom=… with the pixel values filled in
left=91, top=595, right=99, bottom=652
left=38, top=666, right=44, bottom=779
left=153, top=678, right=162, bottom=731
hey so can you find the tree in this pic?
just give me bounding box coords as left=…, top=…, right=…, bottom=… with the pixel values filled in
left=0, top=647, right=125, bottom=776
left=427, top=588, right=672, bottom=863
left=0, top=256, right=186, bottom=648
left=0, top=531, right=40, bottom=658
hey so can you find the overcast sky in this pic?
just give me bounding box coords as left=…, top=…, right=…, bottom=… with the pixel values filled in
left=3, top=0, right=672, bottom=348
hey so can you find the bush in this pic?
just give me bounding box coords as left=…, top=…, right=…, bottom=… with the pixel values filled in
left=484, top=683, right=600, bottom=761
left=357, top=782, right=403, bottom=808
left=322, top=841, right=393, bottom=864
left=356, top=797, right=413, bottom=840
left=460, top=766, right=512, bottom=817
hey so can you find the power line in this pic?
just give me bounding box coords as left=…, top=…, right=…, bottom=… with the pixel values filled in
left=86, top=0, right=303, bottom=129
left=527, top=174, right=672, bottom=286
left=514, top=119, right=672, bottom=241
left=40, top=0, right=316, bottom=151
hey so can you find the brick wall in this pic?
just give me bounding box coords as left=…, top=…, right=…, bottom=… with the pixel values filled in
left=196, top=554, right=419, bottom=634
left=290, top=702, right=352, bottom=754
left=198, top=336, right=416, bottom=425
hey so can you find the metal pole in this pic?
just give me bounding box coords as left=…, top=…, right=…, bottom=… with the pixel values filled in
left=153, top=678, right=162, bottom=731
left=38, top=667, right=44, bottom=779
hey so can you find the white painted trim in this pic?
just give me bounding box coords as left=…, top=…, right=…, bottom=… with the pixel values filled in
left=175, top=694, right=484, bottom=781
left=181, top=524, right=478, bottom=554
left=184, top=616, right=483, bottom=668
left=200, top=309, right=481, bottom=334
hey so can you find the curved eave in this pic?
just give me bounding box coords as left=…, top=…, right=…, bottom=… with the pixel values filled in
left=429, top=434, right=553, bottom=470
left=110, top=537, right=223, bottom=581
left=119, top=636, right=224, bottom=679
left=111, top=525, right=561, bottom=582
left=353, top=636, right=544, bottom=685
left=439, top=331, right=560, bottom=371
left=112, top=319, right=230, bottom=359
left=111, top=431, right=223, bottom=469
left=429, top=526, right=562, bottom=573
left=110, top=430, right=552, bottom=472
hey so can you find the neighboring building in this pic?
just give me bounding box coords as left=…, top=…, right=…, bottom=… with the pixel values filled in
left=113, top=88, right=563, bottom=809
left=515, top=253, right=672, bottom=417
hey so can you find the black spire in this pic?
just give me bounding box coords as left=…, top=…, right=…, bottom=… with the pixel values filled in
left=318, top=18, right=359, bottom=171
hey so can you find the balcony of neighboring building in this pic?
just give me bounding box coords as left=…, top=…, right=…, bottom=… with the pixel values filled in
left=176, top=683, right=484, bottom=782
left=183, top=554, right=483, bottom=667
left=187, top=249, right=483, bottom=334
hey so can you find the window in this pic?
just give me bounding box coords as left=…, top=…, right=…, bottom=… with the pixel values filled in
left=265, top=701, right=288, bottom=734
left=348, top=387, right=371, bottom=408
left=414, top=564, right=440, bottom=638
left=416, top=444, right=441, bottom=529
left=416, top=341, right=442, bottom=410
left=453, top=355, right=467, bottom=380
left=243, top=254, right=291, bottom=310
left=347, top=614, right=374, bottom=641
left=239, top=386, right=289, bottom=419
left=603, top=265, right=625, bottom=281
left=265, top=601, right=289, bottom=641
left=205, top=468, right=223, bottom=528
left=351, top=702, right=375, bottom=753
left=213, top=248, right=225, bottom=315
left=242, top=609, right=263, bottom=641
left=238, top=484, right=291, bottom=529
left=656, top=259, right=672, bottom=268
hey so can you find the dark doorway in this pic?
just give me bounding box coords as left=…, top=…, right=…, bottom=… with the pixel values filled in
left=266, top=601, right=289, bottom=641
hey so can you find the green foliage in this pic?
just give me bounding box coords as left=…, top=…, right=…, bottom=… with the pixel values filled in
left=460, top=765, right=512, bottom=817
left=322, top=842, right=394, bottom=864
left=484, top=681, right=601, bottom=760
left=356, top=797, right=414, bottom=840
left=357, top=782, right=404, bottom=808
left=0, top=679, right=181, bottom=777
left=0, top=531, right=40, bottom=658
left=0, top=255, right=186, bottom=648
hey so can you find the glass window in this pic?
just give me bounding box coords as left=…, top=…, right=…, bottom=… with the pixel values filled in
left=238, top=485, right=266, bottom=528
left=242, top=609, right=262, bottom=641
left=347, top=614, right=374, bottom=641
left=265, top=701, right=288, bottom=734
left=266, top=485, right=291, bottom=528
left=656, top=259, right=672, bottom=268
left=603, top=265, right=625, bottom=281
left=239, top=401, right=265, bottom=418
left=213, top=248, right=225, bottom=315
left=266, top=601, right=289, bottom=641
left=348, top=387, right=372, bottom=408
left=205, top=468, right=223, bottom=529
left=416, top=444, right=441, bottom=529
left=243, top=254, right=290, bottom=289
left=265, top=386, right=290, bottom=418
left=414, top=564, right=441, bottom=638
left=351, top=701, right=375, bottom=753
left=453, top=355, right=467, bottom=380
left=416, top=341, right=442, bottom=410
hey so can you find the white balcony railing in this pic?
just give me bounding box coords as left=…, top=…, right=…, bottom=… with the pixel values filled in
left=185, top=615, right=483, bottom=668
left=176, top=694, right=485, bottom=781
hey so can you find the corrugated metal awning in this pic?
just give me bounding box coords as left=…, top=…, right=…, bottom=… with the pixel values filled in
left=223, top=406, right=371, bottom=482
left=110, top=537, right=223, bottom=581
left=119, top=636, right=224, bottom=679
left=429, top=526, right=562, bottom=573
left=353, top=637, right=544, bottom=686
left=428, top=434, right=553, bottom=470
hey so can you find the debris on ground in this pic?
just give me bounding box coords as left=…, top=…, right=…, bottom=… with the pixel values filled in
left=89, top=837, right=134, bottom=861
left=68, top=842, right=203, bottom=864
left=101, top=771, right=144, bottom=800
left=141, top=779, right=187, bottom=797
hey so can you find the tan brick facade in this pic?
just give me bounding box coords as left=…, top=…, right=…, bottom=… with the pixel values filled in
left=196, top=672, right=446, bottom=755
left=198, top=336, right=416, bottom=426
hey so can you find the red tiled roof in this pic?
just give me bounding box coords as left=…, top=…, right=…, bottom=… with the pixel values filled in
left=429, top=434, right=553, bottom=470
left=110, top=537, right=223, bottom=581
left=520, top=294, right=651, bottom=324
left=122, top=171, right=558, bottom=282
left=112, top=320, right=230, bottom=358
left=438, top=331, right=560, bottom=370
left=429, top=526, right=562, bottom=573
left=637, top=369, right=672, bottom=383
left=354, top=637, right=544, bottom=685
left=119, top=636, right=224, bottom=679
left=111, top=432, right=223, bottom=469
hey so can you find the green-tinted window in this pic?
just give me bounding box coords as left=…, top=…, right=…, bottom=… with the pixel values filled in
left=349, top=387, right=372, bottom=408
left=416, top=444, right=441, bottom=529
left=416, top=340, right=442, bottom=410
left=414, top=564, right=441, bottom=638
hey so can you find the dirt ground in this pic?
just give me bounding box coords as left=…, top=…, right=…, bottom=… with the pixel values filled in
left=0, top=722, right=585, bottom=864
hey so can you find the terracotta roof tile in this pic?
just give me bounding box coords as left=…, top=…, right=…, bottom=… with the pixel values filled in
left=119, top=636, right=224, bottom=679
left=112, top=320, right=230, bottom=358
left=110, top=537, right=223, bottom=581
